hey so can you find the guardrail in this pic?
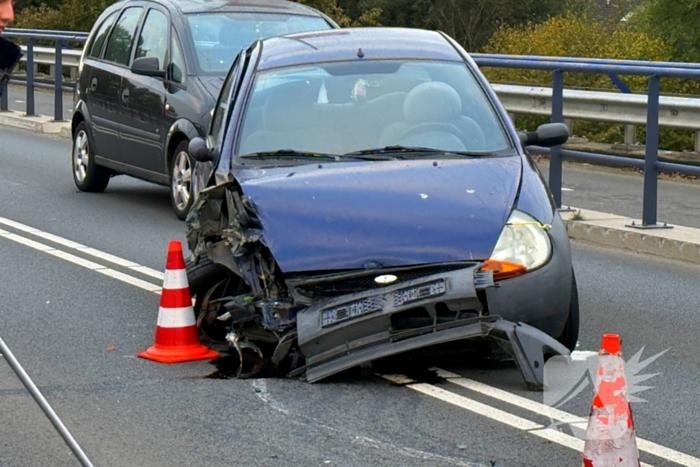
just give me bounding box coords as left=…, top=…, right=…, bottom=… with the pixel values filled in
left=2, top=30, right=700, bottom=227
left=0, top=28, right=88, bottom=121
left=471, top=53, right=700, bottom=228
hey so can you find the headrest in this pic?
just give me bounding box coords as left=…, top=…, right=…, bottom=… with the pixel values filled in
left=403, top=81, right=462, bottom=123
left=262, top=81, right=319, bottom=131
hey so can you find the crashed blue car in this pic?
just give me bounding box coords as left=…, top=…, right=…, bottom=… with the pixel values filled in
left=184, top=27, right=579, bottom=389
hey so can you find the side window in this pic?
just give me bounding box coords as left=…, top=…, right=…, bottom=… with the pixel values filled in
left=210, top=52, right=243, bottom=139
left=134, top=9, right=169, bottom=70
left=168, top=29, right=186, bottom=84
left=88, top=11, right=118, bottom=58
left=103, top=6, right=144, bottom=66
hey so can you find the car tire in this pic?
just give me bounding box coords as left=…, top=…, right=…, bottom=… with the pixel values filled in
left=170, top=140, right=194, bottom=220
left=72, top=121, right=110, bottom=192
left=557, top=268, right=580, bottom=352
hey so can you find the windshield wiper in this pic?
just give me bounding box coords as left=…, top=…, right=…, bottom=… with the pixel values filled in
left=343, top=146, right=495, bottom=158
left=239, top=150, right=342, bottom=161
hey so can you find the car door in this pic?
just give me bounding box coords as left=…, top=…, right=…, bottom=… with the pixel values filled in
left=118, top=4, right=169, bottom=175
left=88, top=5, right=144, bottom=163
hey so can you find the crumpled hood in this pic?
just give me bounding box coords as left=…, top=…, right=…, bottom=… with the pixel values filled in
left=238, top=157, right=522, bottom=273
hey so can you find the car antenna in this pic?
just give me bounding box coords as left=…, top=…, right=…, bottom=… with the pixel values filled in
left=357, top=48, right=364, bottom=58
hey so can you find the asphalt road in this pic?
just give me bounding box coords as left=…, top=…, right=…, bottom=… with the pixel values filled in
left=5, top=84, right=74, bottom=121
left=1, top=126, right=700, bottom=467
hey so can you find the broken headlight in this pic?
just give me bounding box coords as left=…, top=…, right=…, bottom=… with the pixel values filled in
left=484, top=210, right=552, bottom=280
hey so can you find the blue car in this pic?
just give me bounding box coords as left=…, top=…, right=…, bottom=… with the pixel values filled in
left=184, top=27, right=578, bottom=389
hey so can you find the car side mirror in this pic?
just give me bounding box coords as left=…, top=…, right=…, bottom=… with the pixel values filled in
left=189, top=136, right=215, bottom=163
left=518, top=122, right=569, bottom=148
left=131, top=57, right=166, bottom=78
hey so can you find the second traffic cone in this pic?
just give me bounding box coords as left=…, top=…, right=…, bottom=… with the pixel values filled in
left=581, top=334, right=640, bottom=467
left=138, top=240, right=218, bottom=364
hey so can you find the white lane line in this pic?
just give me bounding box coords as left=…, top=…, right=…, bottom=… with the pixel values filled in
left=386, top=378, right=653, bottom=467
left=434, top=371, right=700, bottom=467
left=0, top=216, right=165, bottom=281
left=0, top=229, right=162, bottom=294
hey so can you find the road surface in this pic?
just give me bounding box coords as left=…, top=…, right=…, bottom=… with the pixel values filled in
left=1, top=126, right=699, bottom=467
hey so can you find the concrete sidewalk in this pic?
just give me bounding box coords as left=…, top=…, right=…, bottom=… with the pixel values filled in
left=1, top=109, right=699, bottom=267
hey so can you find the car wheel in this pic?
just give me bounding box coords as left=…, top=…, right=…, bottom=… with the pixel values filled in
left=170, top=140, right=194, bottom=220
left=72, top=121, right=110, bottom=192
left=557, top=268, right=580, bottom=352
left=186, top=253, right=243, bottom=350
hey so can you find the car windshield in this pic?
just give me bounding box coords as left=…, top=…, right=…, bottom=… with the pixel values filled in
left=185, top=13, right=331, bottom=74
left=236, top=60, right=513, bottom=158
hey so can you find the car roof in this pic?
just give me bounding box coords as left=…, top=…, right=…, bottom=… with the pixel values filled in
left=254, top=27, right=465, bottom=71
left=163, top=0, right=326, bottom=15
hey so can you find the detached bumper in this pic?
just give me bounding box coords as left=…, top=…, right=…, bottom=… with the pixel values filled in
left=291, top=264, right=570, bottom=390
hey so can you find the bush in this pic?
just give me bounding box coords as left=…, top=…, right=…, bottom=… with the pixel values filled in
left=480, top=14, right=697, bottom=152
left=14, top=0, right=117, bottom=32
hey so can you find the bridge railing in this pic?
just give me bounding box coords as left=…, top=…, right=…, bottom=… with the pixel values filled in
left=2, top=29, right=700, bottom=227
left=0, top=28, right=88, bottom=121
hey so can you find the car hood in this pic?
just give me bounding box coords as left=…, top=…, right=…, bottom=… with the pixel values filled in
left=237, top=156, right=522, bottom=273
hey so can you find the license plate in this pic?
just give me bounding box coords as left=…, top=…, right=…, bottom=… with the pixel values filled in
left=393, top=279, right=446, bottom=307
left=321, top=296, right=384, bottom=327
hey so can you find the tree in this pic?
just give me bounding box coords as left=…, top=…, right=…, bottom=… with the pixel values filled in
left=625, top=0, right=700, bottom=63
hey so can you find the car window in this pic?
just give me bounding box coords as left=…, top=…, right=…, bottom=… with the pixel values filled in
left=103, top=6, right=144, bottom=66
left=88, top=11, right=118, bottom=58
left=184, top=12, right=331, bottom=74
left=236, top=60, right=512, bottom=157
left=210, top=51, right=243, bottom=140
left=134, top=9, right=169, bottom=70
left=168, top=28, right=186, bottom=84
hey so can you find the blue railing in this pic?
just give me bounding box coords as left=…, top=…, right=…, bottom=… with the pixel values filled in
left=471, top=53, right=700, bottom=228
left=0, top=28, right=88, bottom=121
left=2, top=29, right=700, bottom=228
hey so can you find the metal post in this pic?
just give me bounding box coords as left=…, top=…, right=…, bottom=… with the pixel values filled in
left=0, top=337, right=94, bottom=467
left=54, top=39, right=64, bottom=121
left=624, top=125, right=637, bottom=145
left=643, top=75, right=659, bottom=226
left=549, top=69, right=564, bottom=208
left=1, top=81, right=7, bottom=111
left=25, top=38, right=35, bottom=116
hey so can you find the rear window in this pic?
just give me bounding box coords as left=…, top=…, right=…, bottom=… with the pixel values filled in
left=185, top=12, right=331, bottom=74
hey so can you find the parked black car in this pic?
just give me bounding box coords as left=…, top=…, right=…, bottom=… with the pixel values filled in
left=70, top=0, right=338, bottom=219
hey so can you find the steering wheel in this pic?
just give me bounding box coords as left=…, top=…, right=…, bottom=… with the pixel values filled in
left=397, top=122, right=465, bottom=146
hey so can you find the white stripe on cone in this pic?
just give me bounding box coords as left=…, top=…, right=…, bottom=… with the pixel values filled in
left=156, top=306, right=196, bottom=328
left=162, top=268, right=189, bottom=290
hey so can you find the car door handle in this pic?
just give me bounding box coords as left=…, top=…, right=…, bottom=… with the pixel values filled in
left=121, top=88, right=130, bottom=103
left=90, top=78, right=98, bottom=92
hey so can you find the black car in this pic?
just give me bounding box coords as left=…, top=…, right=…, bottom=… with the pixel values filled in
left=70, top=0, right=338, bottom=219
left=183, top=27, right=577, bottom=388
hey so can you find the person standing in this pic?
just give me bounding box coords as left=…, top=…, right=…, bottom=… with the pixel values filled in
left=0, top=0, right=21, bottom=99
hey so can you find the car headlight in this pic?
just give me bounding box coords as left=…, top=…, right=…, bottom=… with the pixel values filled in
left=483, top=210, right=552, bottom=280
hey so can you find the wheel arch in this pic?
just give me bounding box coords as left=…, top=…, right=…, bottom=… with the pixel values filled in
left=165, top=118, right=202, bottom=173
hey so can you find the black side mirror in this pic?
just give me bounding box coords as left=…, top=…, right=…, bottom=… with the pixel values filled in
left=131, top=57, right=166, bottom=78
left=518, top=122, right=569, bottom=148
left=189, top=136, right=215, bottom=163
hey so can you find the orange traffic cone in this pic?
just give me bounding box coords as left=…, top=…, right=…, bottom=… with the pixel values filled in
left=138, top=240, right=218, bottom=364
left=581, top=334, right=640, bottom=467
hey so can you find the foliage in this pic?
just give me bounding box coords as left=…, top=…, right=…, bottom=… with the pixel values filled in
left=14, top=0, right=117, bottom=31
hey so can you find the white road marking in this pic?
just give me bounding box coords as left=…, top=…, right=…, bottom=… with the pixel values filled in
left=389, top=378, right=653, bottom=467
left=0, top=228, right=162, bottom=294
left=562, top=187, right=575, bottom=192
left=0, top=216, right=165, bottom=281
left=433, top=372, right=700, bottom=467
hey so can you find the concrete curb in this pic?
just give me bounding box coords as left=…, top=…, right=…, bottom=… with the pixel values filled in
left=0, top=110, right=71, bottom=137
left=562, top=208, right=700, bottom=265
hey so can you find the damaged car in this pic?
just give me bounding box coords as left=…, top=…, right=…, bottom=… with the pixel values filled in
left=184, top=27, right=579, bottom=390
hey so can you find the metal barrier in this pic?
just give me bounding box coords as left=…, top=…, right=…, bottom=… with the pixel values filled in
left=2, top=29, right=700, bottom=227
left=472, top=54, right=700, bottom=228
left=0, top=28, right=88, bottom=121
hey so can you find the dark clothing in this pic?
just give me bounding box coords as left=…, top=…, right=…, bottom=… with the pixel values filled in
left=0, top=36, right=21, bottom=98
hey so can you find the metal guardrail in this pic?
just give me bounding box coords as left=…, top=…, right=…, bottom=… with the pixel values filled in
left=472, top=53, right=700, bottom=228
left=0, top=28, right=88, bottom=120
left=2, top=29, right=700, bottom=227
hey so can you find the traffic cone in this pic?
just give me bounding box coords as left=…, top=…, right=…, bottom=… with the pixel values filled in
left=581, top=334, right=640, bottom=467
left=138, top=240, right=218, bottom=363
